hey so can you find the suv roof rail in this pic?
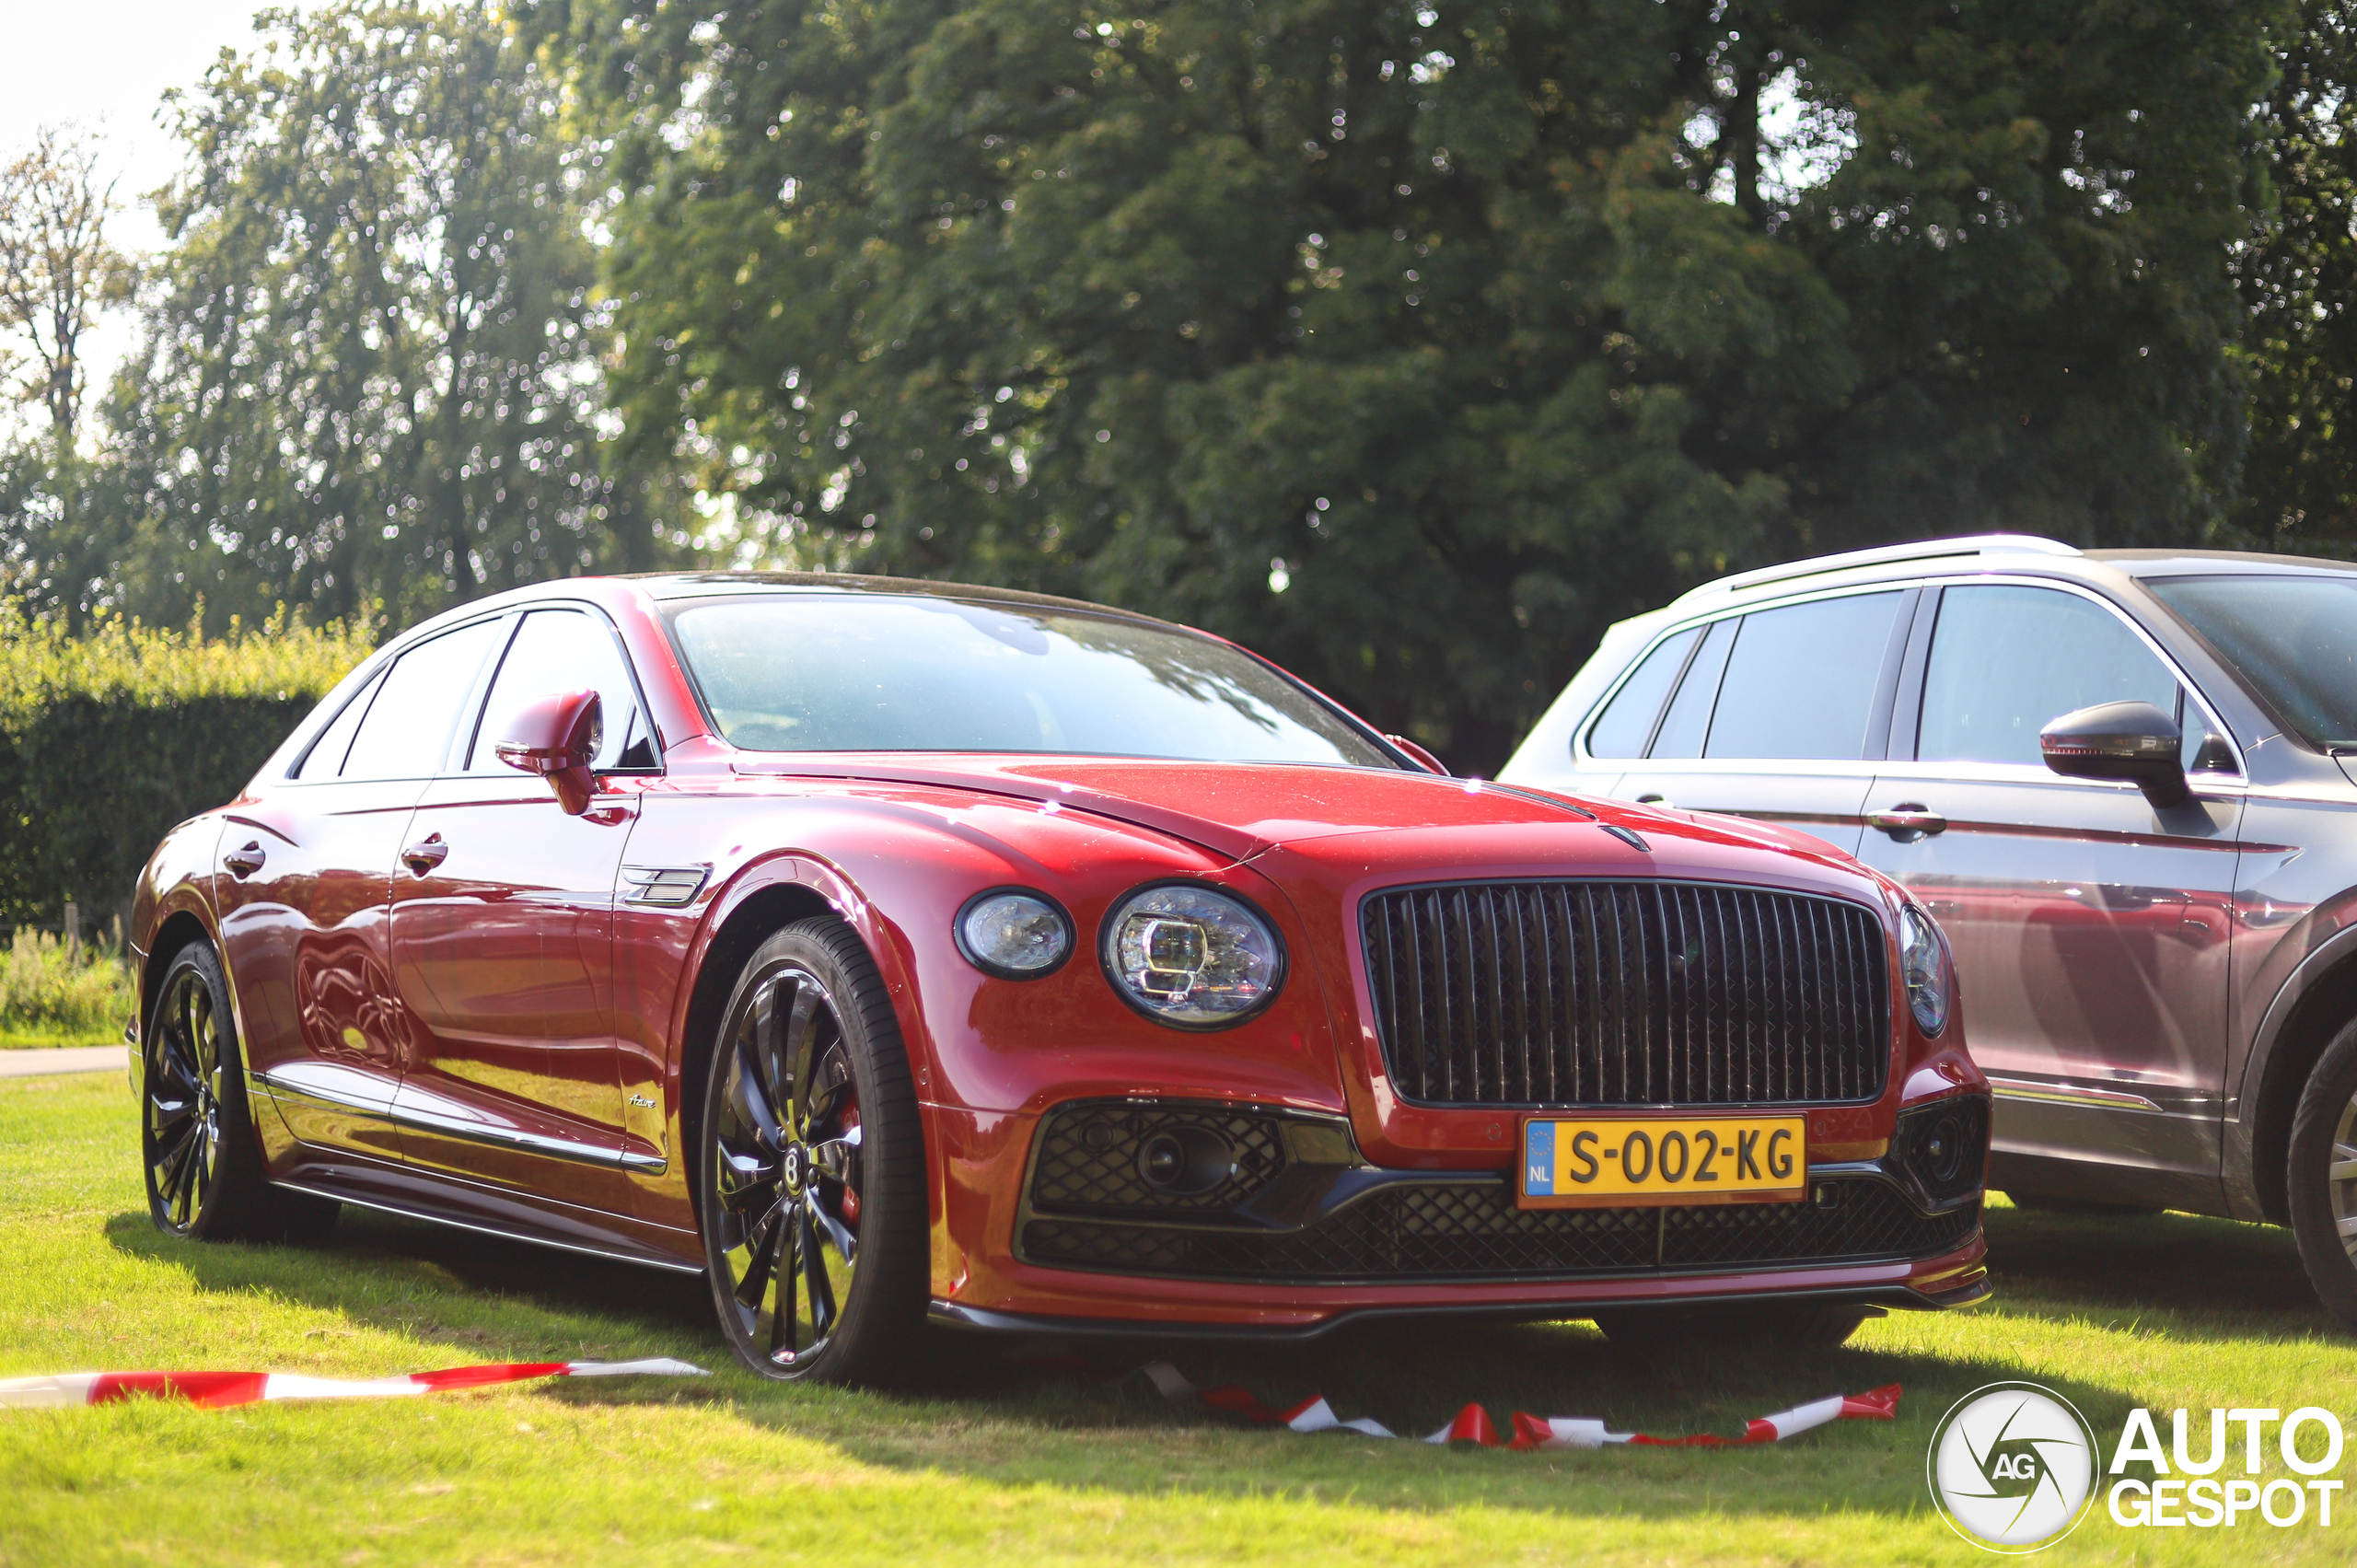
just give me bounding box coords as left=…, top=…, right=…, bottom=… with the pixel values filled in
left=1672, top=534, right=2081, bottom=606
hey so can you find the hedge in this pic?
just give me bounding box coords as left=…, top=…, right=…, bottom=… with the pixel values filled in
left=0, top=604, right=375, bottom=929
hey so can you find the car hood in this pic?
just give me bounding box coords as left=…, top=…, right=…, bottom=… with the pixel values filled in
left=727, top=753, right=1874, bottom=888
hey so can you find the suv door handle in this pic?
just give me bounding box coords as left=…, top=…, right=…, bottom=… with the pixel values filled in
left=223, top=842, right=267, bottom=877
left=401, top=835, right=449, bottom=875
left=1866, top=804, right=1947, bottom=842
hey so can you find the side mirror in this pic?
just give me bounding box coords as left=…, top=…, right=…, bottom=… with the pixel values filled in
left=1385, top=733, right=1450, bottom=776
left=2039, top=700, right=2190, bottom=809
left=494, top=689, right=603, bottom=815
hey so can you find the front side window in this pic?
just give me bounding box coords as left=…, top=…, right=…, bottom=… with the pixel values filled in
left=1918, top=585, right=2180, bottom=766
left=666, top=593, right=1396, bottom=767
left=468, top=609, right=656, bottom=772
left=338, top=619, right=507, bottom=782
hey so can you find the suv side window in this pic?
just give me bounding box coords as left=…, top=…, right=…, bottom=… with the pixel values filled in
left=338, top=619, right=507, bottom=782
left=1702, top=592, right=1905, bottom=761
left=1918, top=585, right=2183, bottom=767
left=1586, top=626, right=1700, bottom=760
left=466, top=608, right=656, bottom=772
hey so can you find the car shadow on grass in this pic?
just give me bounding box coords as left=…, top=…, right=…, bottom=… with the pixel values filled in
left=1980, top=1201, right=2344, bottom=1342
left=96, top=1193, right=2329, bottom=1523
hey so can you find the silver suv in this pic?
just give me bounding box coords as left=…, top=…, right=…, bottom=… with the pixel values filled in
left=1503, top=534, right=2357, bottom=1326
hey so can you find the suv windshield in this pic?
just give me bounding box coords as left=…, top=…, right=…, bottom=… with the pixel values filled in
left=2148, top=573, right=2357, bottom=749
left=666, top=592, right=1397, bottom=767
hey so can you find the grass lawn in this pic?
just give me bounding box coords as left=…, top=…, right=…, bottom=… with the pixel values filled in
left=5, top=1070, right=2355, bottom=1567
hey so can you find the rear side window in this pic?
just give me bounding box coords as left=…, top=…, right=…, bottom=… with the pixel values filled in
left=1918, top=586, right=2178, bottom=766
left=1585, top=626, right=1699, bottom=759
left=1650, top=617, right=1738, bottom=760
left=339, top=619, right=507, bottom=781
left=1703, top=592, right=1904, bottom=760
left=292, top=668, right=383, bottom=780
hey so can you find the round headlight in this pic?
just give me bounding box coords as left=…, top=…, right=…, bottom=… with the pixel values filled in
left=1101, top=883, right=1285, bottom=1028
left=1901, top=905, right=1952, bottom=1037
left=955, top=889, right=1074, bottom=980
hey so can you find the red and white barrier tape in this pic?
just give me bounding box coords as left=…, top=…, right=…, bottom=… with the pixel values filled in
left=0, top=1357, right=706, bottom=1411
left=1140, top=1363, right=1900, bottom=1449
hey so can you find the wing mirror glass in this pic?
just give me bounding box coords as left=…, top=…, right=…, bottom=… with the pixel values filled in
left=2039, top=699, right=2190, bottom=808
left=494, top=689, right=602, bottom=815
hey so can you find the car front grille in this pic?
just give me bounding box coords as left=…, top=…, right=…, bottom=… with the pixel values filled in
left=1360, top=879, right=1891, bottom=1108
left=1019, top=1178, right=1978, bottom=1283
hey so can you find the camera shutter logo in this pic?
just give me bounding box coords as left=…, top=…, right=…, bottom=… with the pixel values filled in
left=1927, top=1382, right=2101, bottom=1552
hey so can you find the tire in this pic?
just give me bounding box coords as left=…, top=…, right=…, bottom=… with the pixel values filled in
left=1592, top=1300, right=1874, bottom=1352
left=2286, top=1017, right=2357, bottom=1331
left=142, top=941, right=338, bottom=1243
left=696, top=917, right=929, bottom=1384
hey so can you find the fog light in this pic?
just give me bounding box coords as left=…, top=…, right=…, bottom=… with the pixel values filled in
left=1135, top=1127, right=1235, bottom=1195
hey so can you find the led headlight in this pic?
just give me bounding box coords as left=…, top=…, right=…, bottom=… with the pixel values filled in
left=955, top=889, right=1074, bottom=980
left=1901, top=905, right=1952, bottom=1037
left=1101, top=883, right=1285, bottom=1028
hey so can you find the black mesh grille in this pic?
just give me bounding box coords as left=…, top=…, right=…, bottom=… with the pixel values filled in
left=1019, top=1179, right=1977, bottom=1283
left=1360, top=880, right=1891, bottom=1108
left=1029, top=1103, right=1289, bottom=1215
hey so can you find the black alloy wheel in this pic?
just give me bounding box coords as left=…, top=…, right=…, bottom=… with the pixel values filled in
left=2287, top=1017, right=2357, bottom=1331
left=142, top=942, right=335, bottom=1242
left=699, top=918, right=928, bottom=1384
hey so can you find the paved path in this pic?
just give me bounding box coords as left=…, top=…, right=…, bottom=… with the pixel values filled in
left=0, top=1045, right=122, bottom=1078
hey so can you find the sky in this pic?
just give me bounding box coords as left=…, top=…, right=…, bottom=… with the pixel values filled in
left=0, top=0, right=329, bottom=427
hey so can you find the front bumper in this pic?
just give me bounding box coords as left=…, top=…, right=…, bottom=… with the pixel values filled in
left=927, top=1095, right=1991, bottom=1333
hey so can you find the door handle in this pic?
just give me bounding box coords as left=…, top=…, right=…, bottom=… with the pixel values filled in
left=223, top=842, right=267, bottom=877
left=1866, top=804, right=1947, bottom=842
left=401, top=835, right=449, bottom=875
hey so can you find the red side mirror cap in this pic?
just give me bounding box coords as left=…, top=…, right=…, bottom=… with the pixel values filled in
left=1384, top=733, right=1449, bottom=776
left=494, top=689, right=602, bottom=815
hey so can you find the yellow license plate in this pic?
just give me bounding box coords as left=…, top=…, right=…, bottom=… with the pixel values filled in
left=1518, top=1115, right=1806, bottom=1208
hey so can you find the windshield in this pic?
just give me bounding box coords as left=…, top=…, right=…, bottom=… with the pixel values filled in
left=2147, top=573, right=2357, bottom=749
left=666, top=592, right=1398, bottom=767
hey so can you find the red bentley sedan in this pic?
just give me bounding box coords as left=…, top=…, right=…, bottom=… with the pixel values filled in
left=128, top=574, right=1989, bottom=1382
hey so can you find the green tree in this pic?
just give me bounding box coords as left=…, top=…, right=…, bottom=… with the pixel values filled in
left=103, top=0, right=694, bottom=634
left=548, top=0, right=2283, bottom=769
left=2238, top=0, right=2357, bottom=552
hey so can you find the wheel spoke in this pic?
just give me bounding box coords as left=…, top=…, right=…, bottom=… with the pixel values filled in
left=800, top=1205, right=838, bottom=1342
left=2332, top=1156, right=2357, bottom=1184
left=807, top=1044, right=852, bottom=1129
left=153, top=1119, right=201, bottom=1200
left=771, top=1202, right=802, bottom=1358
left=807, top=1122, right=861, bottom=1182
left=2337, top=1213, right=2357, bottom=1239
left=192, top=986, right=216, bottom=1082
left=808, top=1189, right=857, bottom=1264
left=148, top=1088, right=196, bottom=1131
left=782, top=981, right=825, bottom=1139
left=730, top=1033, right=784, bottom=1152
left=732, top=1199, right=786, bottom=1311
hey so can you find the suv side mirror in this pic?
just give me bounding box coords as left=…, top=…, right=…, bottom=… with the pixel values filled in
left=2039, top=700, right=2190, bottom=809
left=494, top=689, right=603, bottom=815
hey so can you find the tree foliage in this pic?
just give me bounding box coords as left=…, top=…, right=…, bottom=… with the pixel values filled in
left=541, top=0, right=2282, bottom=766
left=98, top=0, right=693, bottom=634
left=2238, top=0, right=2357, bottom=552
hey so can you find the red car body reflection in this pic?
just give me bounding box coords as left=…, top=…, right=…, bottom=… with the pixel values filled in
left=130, top=575, right=1989, bottom=1345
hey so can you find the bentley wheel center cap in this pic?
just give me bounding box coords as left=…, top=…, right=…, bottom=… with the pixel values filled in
left=782, top=1145, right=804, bottom=1191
